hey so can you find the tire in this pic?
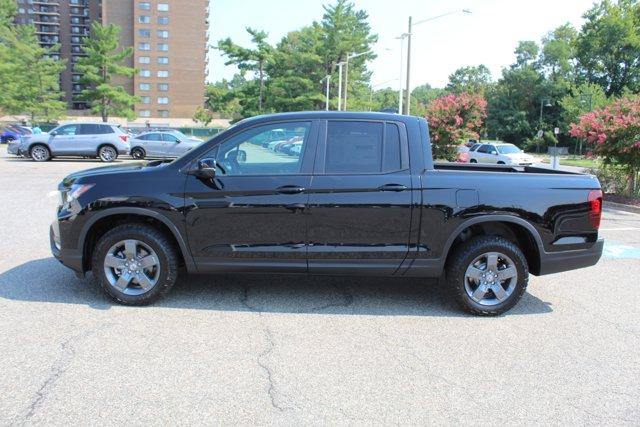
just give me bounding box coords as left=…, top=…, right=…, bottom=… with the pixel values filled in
left=30, top=144, right=51, bottom=162
left=446, top=235, right=529, bottom=316
left=98, top=145, right=118, bottom=162
left=469, top=159, right=477, bottom=163
left=131, top=147, right=146, bottom=160
left=91, top=223, right=179, bottom=305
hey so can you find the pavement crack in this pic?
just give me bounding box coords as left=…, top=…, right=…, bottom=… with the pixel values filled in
left=19, top=324, right=111, bottom=423
left=257, top=327, right=292, bottom=412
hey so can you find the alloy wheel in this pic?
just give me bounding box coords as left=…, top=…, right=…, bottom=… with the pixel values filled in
left=103, top=239, right=160, bottom=295
left=463, top=251, right=518, bottom=306
left=100, top=146, right=116, bottom=162
left=31, top=146, right=48, bottom=161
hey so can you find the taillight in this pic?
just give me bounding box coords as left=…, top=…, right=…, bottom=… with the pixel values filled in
left=588, top=189, right=603, bottom=229
left=119, top=135, right=129, bottom=143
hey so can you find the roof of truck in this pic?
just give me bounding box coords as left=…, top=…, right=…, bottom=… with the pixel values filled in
left=238, top=111, right=420, bottom=125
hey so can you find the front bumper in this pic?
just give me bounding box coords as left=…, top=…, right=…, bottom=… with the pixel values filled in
left=7, top=141, right=21, bottom=155
left=538, top=238, right=604, bottom=275
left=50, top=223, right=84, bottom=273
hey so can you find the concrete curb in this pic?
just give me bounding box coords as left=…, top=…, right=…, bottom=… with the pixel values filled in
left=603, top=201, right=640, bottom=214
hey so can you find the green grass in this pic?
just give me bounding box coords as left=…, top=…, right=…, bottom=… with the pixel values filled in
left=539, top=156, right=600, bottom=169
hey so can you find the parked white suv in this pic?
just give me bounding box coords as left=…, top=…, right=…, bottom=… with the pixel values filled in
left=11, top=123, right=130, bottom=162
left=468, top=142, right=535, bottom=166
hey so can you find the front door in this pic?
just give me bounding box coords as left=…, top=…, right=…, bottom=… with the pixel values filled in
left=144, top=133, right=167, bottom=157
left=184, top=120, right=318, bottom=273
left=307, top=120, right=413, bottom=275
left=49, top=124, right=79, bottom=155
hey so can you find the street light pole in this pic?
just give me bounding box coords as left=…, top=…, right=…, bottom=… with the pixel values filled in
left=397, top=34, right=407, bottom=114
left=343, top=51, right=371, bottom=111
left=538, top=98, right=552, bottom=154
left=403, top=17, right=412, bottom=115
left=322, top=75, right=331, bottom=111
left=402, top=9, right=471, bottom=115
left=337, top=62, right=345, bottom=111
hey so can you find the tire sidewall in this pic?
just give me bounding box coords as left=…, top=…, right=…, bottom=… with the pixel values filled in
left=92, top=225, right=178, bottom=305
left=131, top=147, right=145, bottom=159
left=99, top=145, right=117, bottom=162
left=30, top=145, right=50, bottom=162
left=448, top=237, right=529, bottom=315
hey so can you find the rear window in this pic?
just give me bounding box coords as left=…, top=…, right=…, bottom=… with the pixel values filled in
left=325, top=121, right=403, bottom=174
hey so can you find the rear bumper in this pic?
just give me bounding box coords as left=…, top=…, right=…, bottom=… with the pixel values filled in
left=537, top=239, right=604, bottom=275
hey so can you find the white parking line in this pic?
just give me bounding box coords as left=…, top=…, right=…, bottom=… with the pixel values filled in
left=600, top=227, right=640, bottom=231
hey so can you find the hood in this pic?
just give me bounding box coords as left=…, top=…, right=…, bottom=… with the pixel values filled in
left=60, top=161, right=159, bottom=188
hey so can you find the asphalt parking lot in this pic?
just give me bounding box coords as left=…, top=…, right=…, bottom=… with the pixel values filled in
left=0, top=147, right=639, bottom=425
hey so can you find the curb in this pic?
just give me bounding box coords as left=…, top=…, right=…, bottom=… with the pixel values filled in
left=603, top=201, right=640, bottom=214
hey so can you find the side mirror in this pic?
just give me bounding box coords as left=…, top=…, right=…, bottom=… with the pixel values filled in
left=192, top=158, right=217, bottom=179
left=50, top=130, right=57, bottom=136
left=491, top=150, right=497, bottom=155
left=175, top=139, right=181, bottom=143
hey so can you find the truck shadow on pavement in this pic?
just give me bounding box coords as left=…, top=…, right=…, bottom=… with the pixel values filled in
left=0, top=258, right=553, bottom=317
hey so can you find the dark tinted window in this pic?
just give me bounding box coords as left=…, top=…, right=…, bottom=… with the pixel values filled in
left=145, top=133, right=162, bottom=141
left=99, top=125, right=114, bottom=134
left=325, top=121, right=403, bottom=174
left=79, top=124, right=99, bottom=135
left=477, top=144, right=492, bottom=153
left=56, top=124, right=78, bottom=135
left=383, top=123, right=401, bottom=172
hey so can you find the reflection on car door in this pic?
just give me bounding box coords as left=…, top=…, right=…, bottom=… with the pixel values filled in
left=49, top=124, right=78, bottom=155
left=307, top=120, right=413, bottom=275
left=184, top=121, right=318, bottom=273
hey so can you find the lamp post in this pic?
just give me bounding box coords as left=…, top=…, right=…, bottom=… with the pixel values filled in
left=402, top=9, right=471, bottom=115
left=343, top=51, right=371, bottom=111
left=321, top=75, right=331, bottom=111
left=396, top=33, right=409, bottom=114
left=336, top=61, right=345, bottom=111
left=538, top=98, right=552, bottom=154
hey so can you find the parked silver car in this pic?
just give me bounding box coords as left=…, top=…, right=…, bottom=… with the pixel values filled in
left=12, top=123, right=130, bottom=162
left=129, top=131, right=204, bottom=159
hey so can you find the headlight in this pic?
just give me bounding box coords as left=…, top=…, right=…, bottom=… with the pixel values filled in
left=66, top=183, right=94, bottom=203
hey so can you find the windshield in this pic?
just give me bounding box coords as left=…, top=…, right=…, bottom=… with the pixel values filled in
left=496, top=144, right=521, bottom=154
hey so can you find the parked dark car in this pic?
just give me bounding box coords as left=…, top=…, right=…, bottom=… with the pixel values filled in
left=1, top=124, right=31, bottom=143
left=50, top=112, right=603, bottom=315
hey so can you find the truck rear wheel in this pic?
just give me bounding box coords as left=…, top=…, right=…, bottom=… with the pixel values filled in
left=446, top=236, right=528, bottom=316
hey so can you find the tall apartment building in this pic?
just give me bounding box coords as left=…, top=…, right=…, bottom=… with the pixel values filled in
left=13, top=0, right=208, bottom=119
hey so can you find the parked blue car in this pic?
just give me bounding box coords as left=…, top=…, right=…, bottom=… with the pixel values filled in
left=1, top=125, right=32, bottom=144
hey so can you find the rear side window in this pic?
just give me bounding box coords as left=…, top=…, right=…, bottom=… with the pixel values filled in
left=100, top=125, right=114, bottom=134
left=325, top=121, right=403, bottom=174
left=79, top=124, right=112, bottom=135
left=477, top=144, right=491, bottom=153
left=162, top=133, right=180, bottom=142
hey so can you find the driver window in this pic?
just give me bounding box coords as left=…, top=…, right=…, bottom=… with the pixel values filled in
left=213, top=122, right=311, bottom=176
left=57, top=125, right=78, bottom=135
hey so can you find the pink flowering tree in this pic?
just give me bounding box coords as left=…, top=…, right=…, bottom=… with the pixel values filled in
left=570, top=95, right=640, bottom=192
left=425, top=93, right=487, bottom=161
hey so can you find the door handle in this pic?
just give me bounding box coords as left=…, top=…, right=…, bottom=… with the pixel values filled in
left=276, top=185, right=305, bottom=195
left=378, top=184, right=407, bottom=192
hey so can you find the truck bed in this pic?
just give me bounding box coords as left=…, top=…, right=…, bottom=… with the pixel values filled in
left=433, top=162, right=581, bottom=175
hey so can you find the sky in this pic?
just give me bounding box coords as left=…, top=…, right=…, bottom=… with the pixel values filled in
left=207, top=0, right=597, bottom=91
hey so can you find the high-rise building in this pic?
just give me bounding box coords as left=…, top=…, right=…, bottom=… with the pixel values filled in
left=13, top=0, right=208, bottom=119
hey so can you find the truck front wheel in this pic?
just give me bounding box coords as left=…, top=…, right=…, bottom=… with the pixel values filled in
left=446, top=236, right=529, bottom=316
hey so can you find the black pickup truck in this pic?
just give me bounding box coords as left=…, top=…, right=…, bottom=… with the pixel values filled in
left=51, top=112, right=604, bottom=315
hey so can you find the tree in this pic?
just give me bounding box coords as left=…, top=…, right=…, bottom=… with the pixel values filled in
left=570, top=95, right=640, bottom=192
left=560, top=82, right=609, bottom=129
left=425, top=93, right=487, bottom=161
left=540, top=23, right=578, bottom=83
left=446, top=65, right=492, bottom=95
left=193, top=106, right=214, bottom=126
left=513, top=41, right=540, bottom=69
left=0, top=5, right=65, bottom=121
left=218, top=28, right=274, bottom=112
left=76, top=22, right=138, bottom=122
left=204, top=78, right=243, bottom=120
left=575, top=0, right=640, bottom=96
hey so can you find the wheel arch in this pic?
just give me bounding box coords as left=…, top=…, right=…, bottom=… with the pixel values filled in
left=79, top=207, right=196, bottom=273
left=442, top=215, right=543, bottom=275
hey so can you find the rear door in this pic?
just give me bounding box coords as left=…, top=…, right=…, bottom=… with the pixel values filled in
left=143, top=133, right=167, bottom=157
left=77, top=124, right=102, bottom=155
left=307, top=120, right=413, bottom=275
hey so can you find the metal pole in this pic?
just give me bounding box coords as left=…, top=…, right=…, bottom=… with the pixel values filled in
left=398, top=36, right=405, bottom=114
left=344, top=56, right=349, bottom=111
left=403, top=16, right=412, bottom=115
left=325, top=75, right=331, bottom=111
left=538, top=99, right=543, bottom=154
left=337, top=63, right=343, bottom=111
left=369, top=85, right=373, bottom=112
